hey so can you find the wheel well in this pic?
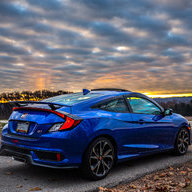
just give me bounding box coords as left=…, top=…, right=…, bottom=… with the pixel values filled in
left=82, top=134, right=118, bottom=163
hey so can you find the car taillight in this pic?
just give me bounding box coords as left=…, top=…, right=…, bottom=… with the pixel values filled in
left=46, top=111, right=82, bottom=131
left=49, top=118, right=81, bottom=132
left=12, top=107, right=82, bottom=132
left=59, top=116, right=81, bottom=131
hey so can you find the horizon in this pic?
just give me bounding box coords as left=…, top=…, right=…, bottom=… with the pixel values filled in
left=0, top=89, right=192, bottom=99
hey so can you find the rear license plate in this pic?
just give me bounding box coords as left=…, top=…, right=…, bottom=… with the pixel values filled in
left=16, top=122, right=29, bottom=133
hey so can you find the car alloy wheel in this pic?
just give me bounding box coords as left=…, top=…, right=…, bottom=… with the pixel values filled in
left=177, top=129, right=189, bottom=154
left=174, top=128, right=189, bottom=155
left=89, top=140, right=114, bottom=177
left=81, top=137, right=115, bottom=180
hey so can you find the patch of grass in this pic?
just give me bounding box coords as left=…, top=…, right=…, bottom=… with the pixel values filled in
left=0, top=123, right=7, bottom=133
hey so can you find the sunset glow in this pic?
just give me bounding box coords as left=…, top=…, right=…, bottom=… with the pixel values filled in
left=144, top=93, right=192, bottom=98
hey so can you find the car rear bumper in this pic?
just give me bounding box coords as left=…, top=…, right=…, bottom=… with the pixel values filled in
left=0, top=131, right=85, bottom=169
left=0, top=144, right=79, bottom=169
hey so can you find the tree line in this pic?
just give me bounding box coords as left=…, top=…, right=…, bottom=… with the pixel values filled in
left=159, top=100, right=192, bottom=116
left=0, top=90, right=72, bottom=103
left=0, top=90, right=192, bottom=119
left=0, top=90, right=71, bottom=119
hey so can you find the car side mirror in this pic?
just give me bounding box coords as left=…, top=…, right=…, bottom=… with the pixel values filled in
left=164, top=108, right=173, bottom=116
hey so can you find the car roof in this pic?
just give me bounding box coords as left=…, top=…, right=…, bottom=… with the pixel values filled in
left=72, top=90, right=163, bottom=109
left=70, top=90, right=133, bottom=106
left=88, top=90, right=150, bottom=101
left=88, top=88, right=131, bottom=96
left=90, top=90, right=130, bottom=96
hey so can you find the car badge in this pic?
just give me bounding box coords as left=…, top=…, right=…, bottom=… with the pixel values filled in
left=21, top=113, right=28, bottom=119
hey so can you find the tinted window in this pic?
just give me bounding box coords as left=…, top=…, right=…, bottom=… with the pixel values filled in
left=43, top=93, right=103, bottom=105
left=128, top=97, right=161, bottom=115
left=98, top=98, right=128, bottom=112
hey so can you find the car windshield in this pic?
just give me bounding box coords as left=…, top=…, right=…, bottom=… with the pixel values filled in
left=42, top=92, right=103, bottom=105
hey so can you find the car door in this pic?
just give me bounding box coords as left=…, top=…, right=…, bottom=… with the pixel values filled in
left=94, top=97, right=141, bottom=157
left=125, top=95, right=176, bottom=153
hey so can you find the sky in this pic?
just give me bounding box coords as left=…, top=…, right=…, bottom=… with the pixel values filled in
left=0, top=0, right=192, bottom=96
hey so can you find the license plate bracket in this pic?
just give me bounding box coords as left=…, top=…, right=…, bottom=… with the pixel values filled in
left=16, top=122, right=29, bottom=133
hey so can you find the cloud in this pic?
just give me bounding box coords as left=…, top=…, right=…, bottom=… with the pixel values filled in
left=0, top=40, right=30, bottom=55
left=0, top=0, right=191, bottom=94
left=27, top=0, right=64, bottom=10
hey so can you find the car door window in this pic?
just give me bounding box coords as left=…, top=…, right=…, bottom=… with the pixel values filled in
left=128, top=97, right=161, bottom=115
left=97, top=98, right=128, bottom=112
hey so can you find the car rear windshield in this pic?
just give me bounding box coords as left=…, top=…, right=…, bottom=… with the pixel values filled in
left=42, top=92, right=103, bottom=105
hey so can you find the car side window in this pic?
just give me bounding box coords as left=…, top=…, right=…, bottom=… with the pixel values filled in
left=97, top=98, right=128, bottom=112
left=127, top=97, right=161, bottom=115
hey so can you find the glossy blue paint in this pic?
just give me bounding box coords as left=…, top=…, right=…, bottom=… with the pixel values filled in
left=0, top=91, right=191, bottom=169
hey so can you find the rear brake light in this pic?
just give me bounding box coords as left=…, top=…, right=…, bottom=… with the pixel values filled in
left=49, top=118, right=81, bottom=132
left=59, top=117, right=81, bottom=131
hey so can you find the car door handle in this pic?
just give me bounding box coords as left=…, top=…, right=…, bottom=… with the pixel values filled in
left=138, top=119, right=145, bottom=124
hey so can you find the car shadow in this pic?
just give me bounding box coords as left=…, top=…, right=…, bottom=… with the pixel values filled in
left=1, top=151, right=172, bottom=181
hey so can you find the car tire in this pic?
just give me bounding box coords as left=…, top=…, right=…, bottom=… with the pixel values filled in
left=173, top=127, right=190, bottom=156
left=80, top=137, right=115, bottom=180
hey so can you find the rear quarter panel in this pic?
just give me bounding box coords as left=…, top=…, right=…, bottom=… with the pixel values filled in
left=71, top=109, right=134, bottom=157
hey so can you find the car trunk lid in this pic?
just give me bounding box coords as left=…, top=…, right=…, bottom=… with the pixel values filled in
left=8, top=101, right=72, bottom=137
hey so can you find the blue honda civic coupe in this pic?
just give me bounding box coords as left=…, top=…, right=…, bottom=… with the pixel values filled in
left=0, top=88, right=191, bottom=180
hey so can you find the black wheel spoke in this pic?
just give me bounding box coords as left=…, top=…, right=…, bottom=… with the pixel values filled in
left=95, top=161, right=101, bottom=175
left=182, top=143, right=186, bottom=151
left=102, top=159, right=110, bottom=170
left=103, top=149, right=112, bottom=156
left=90, top=156, right=98, bottom=160
left=103, top=155, right=113, bottom=159
left=92, top=147, right=99, bottom=158
left=102, top=142, right=108, bottom=151
left=99, top=141, right=103, bottom=156
left=178, top=138, right=183, bottom=142
left=91, top=161, right=100, bottom=171
left=101, top=161, right=106, bottom=175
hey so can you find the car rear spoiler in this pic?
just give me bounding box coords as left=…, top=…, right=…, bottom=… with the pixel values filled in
left=9, top=101, right=70, bottom=110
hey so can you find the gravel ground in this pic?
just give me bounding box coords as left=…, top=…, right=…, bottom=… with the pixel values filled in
left=1, top=148, right=192, bottom=192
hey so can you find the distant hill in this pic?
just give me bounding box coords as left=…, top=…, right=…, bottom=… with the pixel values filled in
left=154, top=97, right=192, bottom=104
left=154, top=97, right=192, bottom=116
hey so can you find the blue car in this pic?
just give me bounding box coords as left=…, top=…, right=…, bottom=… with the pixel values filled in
left=0, top=88, right=191, bottom=180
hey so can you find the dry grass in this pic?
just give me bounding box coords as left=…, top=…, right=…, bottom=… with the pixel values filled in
left=185, top=117, right=192, bottom=121
left=100, top=162, right=192, bottom=192
left=0, top=122, right=7, bottom=133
